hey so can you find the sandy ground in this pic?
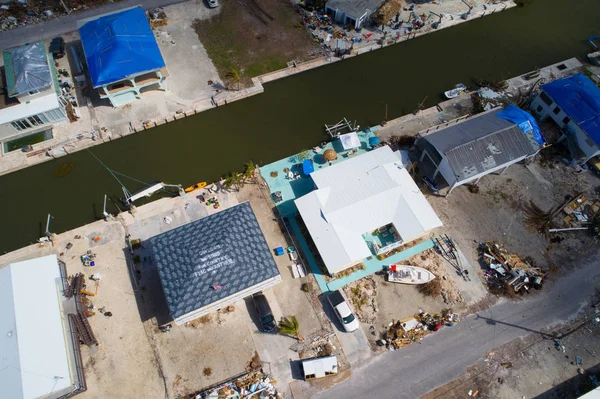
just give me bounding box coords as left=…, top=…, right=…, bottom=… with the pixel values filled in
left=422, top=294, right=600, bottom=399
left=425, top=154, right=600, bottom=298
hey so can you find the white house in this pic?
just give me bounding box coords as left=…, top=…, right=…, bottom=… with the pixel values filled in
left=530, top=73, right=600, bottom=162
left=0, top=255, right=84, bottom=399
left=325, top=0, right=385, bottom=29
left=295, top=146, right=442, bottom=275
left=0, top=42, right=68, bottom=153
left=416, top=106, right=544, bottom=194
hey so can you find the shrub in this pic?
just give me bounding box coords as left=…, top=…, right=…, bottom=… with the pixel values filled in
left=418, top=279, right=442, bottom=297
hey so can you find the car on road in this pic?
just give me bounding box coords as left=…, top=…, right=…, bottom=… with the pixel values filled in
left=49, top=37, right=65, bottom=59
left=327, top=290, right=359, bottom=332
left=206, top=0, right=219, bottom=8
left=252, top=292, right=276, bottom=332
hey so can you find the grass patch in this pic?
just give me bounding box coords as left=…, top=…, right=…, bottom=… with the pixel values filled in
left=193, top=0, right=320, bottom=86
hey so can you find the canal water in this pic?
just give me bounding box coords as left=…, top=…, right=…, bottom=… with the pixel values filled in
left=0, top=0, right=599, bottom=253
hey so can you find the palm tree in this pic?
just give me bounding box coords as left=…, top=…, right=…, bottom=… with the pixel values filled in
left=226, top=68, right=241, bottom=91
left=243, top=160, right=256, bottom=183
left=278, top=316, right=301, bottom=340
left=224, top=172, right=240, bottom=191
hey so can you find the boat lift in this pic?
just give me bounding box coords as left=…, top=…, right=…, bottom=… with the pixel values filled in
left=324, top=118, right=359, bottom=138
left=587, top=36, right=600, bottom=66
left=122, top=182, right=184, bottom=206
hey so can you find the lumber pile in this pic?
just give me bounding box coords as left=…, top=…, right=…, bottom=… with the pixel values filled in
left=371, top=0, right=403, bottom=25
left=383, top=309, right=459, bottom=349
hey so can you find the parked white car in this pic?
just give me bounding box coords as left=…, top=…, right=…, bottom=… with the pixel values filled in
left=327, top=290, right=359, bottom=332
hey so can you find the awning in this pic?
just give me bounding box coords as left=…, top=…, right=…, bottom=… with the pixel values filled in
left=339, top=132, right=361, bottom=150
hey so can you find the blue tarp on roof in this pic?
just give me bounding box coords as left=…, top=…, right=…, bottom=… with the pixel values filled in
left=542, top=73, right=600, bottom=145
left=302, top=159, right=314, bottom=175
left=497, top=104, right=546, bottom=145
left=79, top=7, right=166, bottom=87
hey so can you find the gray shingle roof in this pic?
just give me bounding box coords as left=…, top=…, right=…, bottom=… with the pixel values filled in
left=150, top=202, right=280, bottom=320
left=327, top=0, right=384, bottom=19
left=424, top=109, right=541, bottom=182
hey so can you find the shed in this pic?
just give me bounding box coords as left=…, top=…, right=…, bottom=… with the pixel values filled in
left=0, top=255, right=79, bottom=399
left=417, top=107, right=543, bottom=193
left=325, top=0, right=385, bottom=29
left=301, top=355, right=338, bottom=380
left=150, top=201, right=281, bottom=325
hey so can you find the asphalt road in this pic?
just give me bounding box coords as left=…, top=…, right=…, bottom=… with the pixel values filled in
left=0, top=0, right=188, bottom=50
left=315, top=260, right=600, bottom=399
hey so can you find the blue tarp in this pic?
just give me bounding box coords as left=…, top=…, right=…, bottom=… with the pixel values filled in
left=542, top=74, right=600, bottom=145
left=497, top=104, right=545, bottom=146
left=79, top=7, right=166, bottom=87
left=368, top=136, right=380, bottom=147
left=302, top=159, right=314, bottom=175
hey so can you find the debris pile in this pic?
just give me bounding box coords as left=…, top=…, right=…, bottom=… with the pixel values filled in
left=381, top=309, right=459, bottom=350
left=188, top=371, right=281, bottom=399
left=148, top=8, right=168, bottom=29
left=290, top=330, right=336, bottom=359
left=561, top=193, right=600, bottom=230
left=479, top=242, right=544, bottom=295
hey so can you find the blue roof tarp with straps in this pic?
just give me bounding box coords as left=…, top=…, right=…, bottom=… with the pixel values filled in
left=79, top=7, right=166, bottom=87
left=302, top=159, right=314, bottom=175
left=542, top=73, right=600, bottom=145
left=497, top=104, right=546, bottom=146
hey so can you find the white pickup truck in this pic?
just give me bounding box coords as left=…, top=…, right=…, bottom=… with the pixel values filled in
left=327, top=290, right=359, bottom=332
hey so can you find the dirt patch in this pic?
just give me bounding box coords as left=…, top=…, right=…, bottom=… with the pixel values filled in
left=342, top=278, right=378, bottom=324
left=193, top=0, right=322, bottom=85
left=411, top=250, right=464, bottom=305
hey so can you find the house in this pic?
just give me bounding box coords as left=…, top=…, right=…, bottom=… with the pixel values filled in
left=530, top=73, right=600, bottom=162
left=0, top=42, right=68, bottom=153
left=0, top=255, right=85, bottom=399
left=325, top=0, right=385, bottom=29
left=416, top=106, right=545, bottom=194
left=149, top=202, right=281, bottom=325
left=78, top=7, right=168, bottom=107
left=295, top=146, right=442, bottom=276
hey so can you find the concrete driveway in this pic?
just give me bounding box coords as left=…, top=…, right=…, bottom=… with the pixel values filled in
left=314, top=258, right=600, bottom=399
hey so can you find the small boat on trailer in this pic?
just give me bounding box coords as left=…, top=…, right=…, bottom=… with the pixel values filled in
left=386, top=264, right=436, bottom=285
left=444, top=83, right=467, bottom=99
left=184, top=181, right=207, bottom=193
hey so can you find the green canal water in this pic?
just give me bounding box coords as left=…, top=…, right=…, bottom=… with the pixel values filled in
left=1, top=0, right=599, bottom=253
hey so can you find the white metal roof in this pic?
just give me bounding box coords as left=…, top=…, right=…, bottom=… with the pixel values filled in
left=295, top=146, right=442, bottom=274
left=302, top=355, right=338, bottom=378
left=0, top=255, right=73, bottom=399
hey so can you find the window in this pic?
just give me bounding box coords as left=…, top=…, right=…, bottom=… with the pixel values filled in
left=28, top=115, right=45, bottom=126
left=10, top=118, right=32, bottom=131
left=553, top=106, right=561, bottom=115
left=562, top=116, right=571, bottom=125
left=540, top=92, right=553, bottom=106
left=536, top=105, right=543, bottom=112
left=44, top=108, right=65, bottom=121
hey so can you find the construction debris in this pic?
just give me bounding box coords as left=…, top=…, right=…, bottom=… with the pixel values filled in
left=383, top=308, right=459, bottom=350
left=479, top=242, right=544, bottom=295
left=148, top=8, right=168, bottom=29
left=561, top=193, right=600, bottom=229
left=187, top=371, right=281, bottom=399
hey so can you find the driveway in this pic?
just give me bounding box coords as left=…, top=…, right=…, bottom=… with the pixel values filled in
left=314, top=258, right=600, bottom=399
left=0, top=0, right=187, bottom=50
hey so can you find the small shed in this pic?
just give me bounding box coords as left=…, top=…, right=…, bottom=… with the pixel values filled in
left=301, top=355, right=338, bottom=380
left=417, top=107, right=544, bottom=194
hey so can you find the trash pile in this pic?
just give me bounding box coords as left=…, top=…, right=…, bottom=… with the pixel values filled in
left=290, top=330, right=336, bottom=359
left=380, top=309, right=459, bottom=350
left=561, top=192, right=600, bottom=230
left=0, top=1, right=110, bottom=31
left=147, top=8, right=167, bottom=29
left=189, top=371, right=281, bottom=399
left=479, top=242, right=544, bottom=295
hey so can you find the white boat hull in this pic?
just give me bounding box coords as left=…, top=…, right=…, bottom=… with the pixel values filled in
left=444, top=84, right=467, bottom=99
left=387, top=265, right=436, bottom=285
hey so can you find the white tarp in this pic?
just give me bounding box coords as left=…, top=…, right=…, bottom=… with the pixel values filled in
left=0, top=255, right=73, bottom=399
left=339, top=132, right=361, bottom=150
